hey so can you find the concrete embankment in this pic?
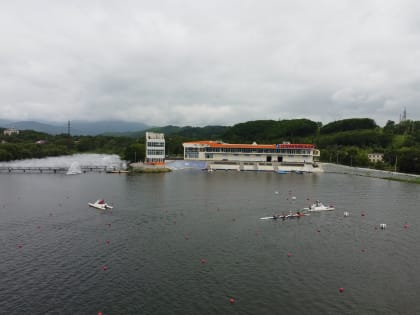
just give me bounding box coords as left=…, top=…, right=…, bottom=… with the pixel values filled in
left=129, top=162, right=171, bottom=173
left=321, top=163, right=420, bottom=183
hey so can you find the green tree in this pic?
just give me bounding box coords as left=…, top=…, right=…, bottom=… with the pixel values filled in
left=321, top=118, right=378, bottom=134
left=396, top=147, right=420, bottom=174
left=125, top=143, right=145, bottom=162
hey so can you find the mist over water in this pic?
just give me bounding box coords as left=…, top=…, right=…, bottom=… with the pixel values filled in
left=0, top=154, right=127, bottom=170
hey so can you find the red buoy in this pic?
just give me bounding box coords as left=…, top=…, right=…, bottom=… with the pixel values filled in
left=200, top=258, right=206, bottom=264
left=18, top=244, right=23, bottom=248
left=287, top=252, right=292, bottom=257
left=339, top=287, right=344, bottom=293
left=102, top=265, right=108, bottom=271
left=404, top=223, right=409, bottom=229
left=98, top=312, right=103, bottom=315
left=106, top=240, right=110, bottom=244
left=229, top=298, right=235, bottom=304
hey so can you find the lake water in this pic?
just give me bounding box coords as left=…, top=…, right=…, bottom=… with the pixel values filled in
left=1, top=170, right=420, bottom=314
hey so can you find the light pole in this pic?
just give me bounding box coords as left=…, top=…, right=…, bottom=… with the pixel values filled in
left=395, top=156, right=397, bottom=172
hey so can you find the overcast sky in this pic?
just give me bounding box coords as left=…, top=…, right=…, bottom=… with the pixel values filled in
left=1, top=0, right=419, bottom=127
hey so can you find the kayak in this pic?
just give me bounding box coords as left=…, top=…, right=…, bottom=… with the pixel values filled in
left=260, top=213, right=309, bottom=220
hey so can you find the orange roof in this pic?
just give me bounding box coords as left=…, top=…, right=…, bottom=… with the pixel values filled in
left=183, top=141, right=314, bottom=149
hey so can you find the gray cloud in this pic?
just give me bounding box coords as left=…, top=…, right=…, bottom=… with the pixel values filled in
left=1, top=0, right=419, bottom=126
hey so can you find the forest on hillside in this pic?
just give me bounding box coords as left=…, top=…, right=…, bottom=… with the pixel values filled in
left=1, top=117, right=420, bottom=174
left=146, top=118, right=420, bottom=174
left=0, top=130, right=134, bottom=162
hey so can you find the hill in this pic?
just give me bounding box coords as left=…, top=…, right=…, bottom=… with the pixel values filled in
left=148, top=125, right=229, bottom=140
left=0, top=120, right=150, bottom=136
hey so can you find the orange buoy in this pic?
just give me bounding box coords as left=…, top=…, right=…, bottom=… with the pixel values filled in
left=229, top=298, right=235, bottom=304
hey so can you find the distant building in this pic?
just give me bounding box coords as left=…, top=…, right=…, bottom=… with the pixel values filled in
left=3, top=128, right=19, bottom=136
left=145, top=132, right=165, bottom=164
left=368, top=153, right=384, bottom=163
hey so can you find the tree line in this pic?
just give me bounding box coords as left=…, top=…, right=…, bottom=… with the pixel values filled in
left=0, top=130, right=134, bottom=162
left=148, top=118, right=420, bottom=174
left=2, top=117, right=420, bottom=174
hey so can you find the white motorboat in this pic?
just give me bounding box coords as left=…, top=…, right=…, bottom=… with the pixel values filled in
left=88, top=199, right=113, bottom=210
left=303, top=200, right=335, bottom=212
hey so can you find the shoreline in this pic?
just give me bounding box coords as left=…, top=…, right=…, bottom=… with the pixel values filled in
left=129, top=162, right=171, bottom=173
left=321, top=163, right=420, bottom=184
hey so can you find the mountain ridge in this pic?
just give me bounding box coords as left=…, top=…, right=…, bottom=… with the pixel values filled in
left=0, top=119, right=150, bottom=136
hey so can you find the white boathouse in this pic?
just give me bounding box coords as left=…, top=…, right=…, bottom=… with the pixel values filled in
left=183, top=140, right=320, bottom=172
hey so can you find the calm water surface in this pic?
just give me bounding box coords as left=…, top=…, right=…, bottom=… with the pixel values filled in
left=1, top=170, right=420, bottom=314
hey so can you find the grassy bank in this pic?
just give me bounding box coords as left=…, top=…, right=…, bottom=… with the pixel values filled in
left=129, top=165, right=171, bottom=173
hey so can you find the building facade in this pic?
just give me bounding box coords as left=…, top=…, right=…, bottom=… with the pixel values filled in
left=368, top=153, right=384, bottom=163
left=3, top=128, right=19, bottom=136
left=183, top=140, right=320, bottom=171
left=145, top=132, right=165, bottom=164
